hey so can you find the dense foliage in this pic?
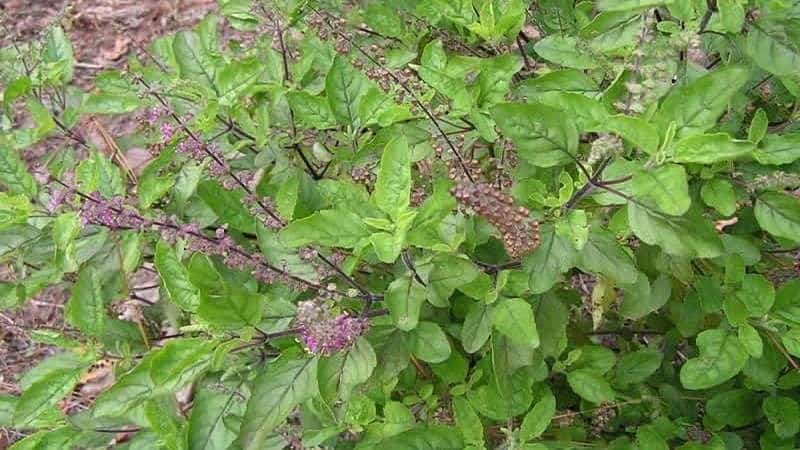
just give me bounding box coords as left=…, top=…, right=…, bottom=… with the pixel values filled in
left=2, top=0, right=800, bottom=448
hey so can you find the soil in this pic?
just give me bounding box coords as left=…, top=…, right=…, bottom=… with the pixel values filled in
left=0, top=0, right=216, bottom=446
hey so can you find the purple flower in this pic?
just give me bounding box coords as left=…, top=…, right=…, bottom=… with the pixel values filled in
left=79, top=194, right=147, bottom=230
left=294, top=300, right=368, bottom=355
left=160, top=122, right=176, bottom=141
left=47, top=188, right=71, bottom=213
left=146, top=106, right=170, bottom=123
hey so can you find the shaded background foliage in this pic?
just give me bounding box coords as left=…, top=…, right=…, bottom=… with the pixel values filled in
left=1, top=0, right=800, bottom=449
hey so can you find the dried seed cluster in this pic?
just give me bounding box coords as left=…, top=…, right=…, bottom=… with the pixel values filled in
left=451, top=182, right=540, bottom=258
left=350, top=166, right=375, bottom=187
left=589, top=402, right=617, bottom=437
left=588, top=133, right=624, bottom=166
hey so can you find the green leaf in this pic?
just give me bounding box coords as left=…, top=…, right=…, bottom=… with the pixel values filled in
left=92, top=353, right=157, bottom=418
left=468, top=367, right=533, bottom=420
left=533, top=91, right=608, bottom=137
left=655, top=65, right=749, bottom=139
left=430, top=351, right=468, bottom=384
left=173, top=30, right=217, bottom=90
left=519, top=389, right=555, bottom=441
left=572, top=345, right=616, bottom=374
left=0, top=146, right=38, bottom=197
left=631, top=164, right=691, bottom=216
left=576, top=229, right=638, bottom=284
left=717, top=0, right=745, bottom=33
left=0, top=193, right=31, bottom=230
left=380, top=425, right=463, bottom=449
left=374, top=137, right=411, bottom=220
left=738, top=323, right=763, bottom=358
left=636, top=425, right=669, bottom=450
left=44, top=26, right=74, bottom=83
left=706, top=389, right=763, bottom=428
left=385, top=275, right=426, bottom=331
left=613, top=348, right=663, bottom=387
left=598, top=0, right=674, bottom=11
left=13, top=366, right=84, bottom=426
left=600, top=114, right=660, bottom=154
left=370, top=231, right=402, bottom=263
left=754, top=133, right=800, bottom=165
left=155, top=241, right=200, bottom=312
left=76, top=151, right=124, bottom=198
left=774, top=280, right=800, bottom=327
left=524, top=225, right=577, bottom=294
left=452, top=397, right=483, bottom=444
left=358, top=87, right=413, bottom=127
left=673, top=133, right=754, bottom=164
left=326, top=55, right=370, bottom=128
left=287, top=92, right=337, bottom=129
left=197, top=181, right=256, bottom=234
left=188, top=386, right=245, bottom=450
left=65, top=268, right=105, bottom=337
left=340, top=337, right=377, bottom=399
left=197, top=290, right=263, bottom=330
left=680, top=329, right=748, bottom=390
left=492, top=298, right=539, bottom=348
left=364, top=3, right=406, bottom=39
left=280, top=209, right=370, bottom=248
left=3, top=77, right=31, bottom=105
left=628, top=205, right=724, bottom=258
left=520, top=69, right=599, bottom=97
left=701, top=179, right=737, bottom=216
left=144, top=398, right=187, bottom=450
left=256, top=225, right=318, bottom=283
left=555, top=210, right=589, bottom=251
left=139, top=170, right=176, bottom=210
left=477, top=54, right=523, bottom=107
left=755, top=192, right=800, bottom=243
left=50, top=211, right=78, bottom=273
left=620, top=274, right=672, bottom=320
left=566, top=369, right=615, bottom=403
left=461, top=302, right=493, bottom=353
left=216, top=57, right=262, bottom=106
left=533, top=36, right=597, bottom=69
left=405, top=321, right=451, bottom=363
left=150, top=338, right=217, bottom=386
left=781, top=328, right=800, bottom=358
left=735, top=274, right=775, bottom=317
left=239, top=356, right=318, bottom=450
left=218, top=0, right=260, bottom=30
left=426, top=254, right=480, bottom=306
left=746, top=27, right=800, bottom=79
left=83, top=71, right=140, bottom=113
left=0, top=395, right=15, bottom=427
left=493, top=102, right=579, bottom=167
left=535, top=294, right=569, bottom=358
left=748, top=108, right=768, bottom=144
left=763, top=396, right=800, bottom=438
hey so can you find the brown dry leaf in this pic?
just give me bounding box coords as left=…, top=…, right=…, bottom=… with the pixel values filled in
left=715, top=217, right=739, bottom=232
left=77, top=359, right=115, bottom=397
left=125, top=148, right=154, bottom=175
left=100, top=35, right=131, bottom=62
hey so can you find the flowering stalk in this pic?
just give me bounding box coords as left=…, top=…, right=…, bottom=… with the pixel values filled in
left=307, top=5, right=476, bottom=183
left=294, top=299, right=370, bottom=355
left=56, top=179, right=360, bottom=298
left=451, top=182, right=540, bottom=258
left=136, top=78, right=375, bottom=299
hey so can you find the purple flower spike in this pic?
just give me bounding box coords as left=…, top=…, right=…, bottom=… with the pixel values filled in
left=295, top=300, right=368, bottom=355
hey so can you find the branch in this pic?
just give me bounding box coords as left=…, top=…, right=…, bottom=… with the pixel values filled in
left=137, top=79, right=372, bottom=298
left=308, top=6, right=476, bottom=183
left=401, top=251, right=427, bottom=287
